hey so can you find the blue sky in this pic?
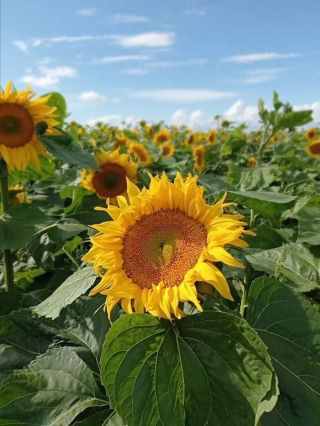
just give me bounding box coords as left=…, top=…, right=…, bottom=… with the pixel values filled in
left=1, top=0, right=320, bottom=128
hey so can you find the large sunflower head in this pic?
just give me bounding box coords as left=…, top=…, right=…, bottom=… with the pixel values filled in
left=81, top=150, right=138, bottom=200
left=306, top=139, right=320, bottom=158
left=83, top=173, right=251, bottom=320
left=0, top=82, right=59, bottom=171
left=304, top=128, right=318, bottom=141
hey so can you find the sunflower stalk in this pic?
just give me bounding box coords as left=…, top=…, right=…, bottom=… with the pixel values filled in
left=0, top=160, right=15, bottom=292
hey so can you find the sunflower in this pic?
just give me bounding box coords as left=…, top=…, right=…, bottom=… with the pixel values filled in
left=153, top=128, right=171, bottom=145
left=161, top=142, right=175, bottom=157
left=207, top=129, right=218, bottom=145
left=83, top=173, right=250, bottom=320
left=0, top=81, right=58, bottom=171
left=81, top=150, right=138, bottom=200
left=114, top=134, right=129, bottom=150
left=304, top=128, right=318, bottom=141
left=247, top=157, right=257, bottom=168
left=193, top=145, right=206, bottom=172
left=306, top=139, right=320, bottom=158
left=9, top=184, right=29, bottom=205
left=128, top=142, right=152, bottom=166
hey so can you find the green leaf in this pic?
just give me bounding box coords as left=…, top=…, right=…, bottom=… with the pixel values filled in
left=275, top=110, right=313, bottom=131
left=0, top=348, right=107, bottom=426
left=40, top=135, right=98, bottom=169
left=43, top=92, right=68, bottom=123
left=0, top=309, right=52, bottom=380
left=0, top=204, right=54, bottom=250
left=33, top=266, right=97, bottom=319
left=100, top=312, right=276, bottom=426
left=227, top=191, right=296, bottom=225
left=47, top=219, right=88, bottom=244
left=226, top=165, right=275, bottom=191
left=103, top=412, right=126, bottom=426
left=73, top=409, right=113, bottom=426
left=246, top=243, right=320, bottom=292
left=247, top=276, right=320, bottom=425
left=297, top=206, right=320, bottom=245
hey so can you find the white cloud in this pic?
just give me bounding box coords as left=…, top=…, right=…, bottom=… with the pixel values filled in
left=97, top=55, right=151, bottom=64
left=77, top=8, right=96, bottom=17
left=171, top=109, right=213, bottom=130
left=243, top=68, right=285, bottom=84
left=223, top=100, right=259, bottom=124
left=184, top=9, right=207, bottom=16
left=87, top=114, right=140, bottom=127
left=21, top=66, right=77, bottom=88
left=13, top=40, right=29, bottom=54
left=13, top=32, right=175, bottom=52
left=112, top=32, right=175, bottom=48
left=79, top=91, right=107, bottom=102
left=223, top=52, right=299, bottom=63
left=148, top=58, right=207, bottom=69
left=122, top=68, right=150, bottom=75
left=113, top=14, right=150, bottom=23
left=132, top=89, right=236, bottom=102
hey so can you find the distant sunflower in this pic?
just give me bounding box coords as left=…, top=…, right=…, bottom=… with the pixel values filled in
left=0, top=81, right=58, bottom=171
left=247, top=157, right=257, bottom=168
left=207, top=129, right=218, bottom=145
left=193, top=145, right=206, bottom=172
left=161, top=142, right=175, bottom=157
left=306, top=139, right=320, bottom=158
left=153, top=128, right=171, bottom=145
left=128, top=142, right=152, bottom=166
left=114, top=134, right=129, bottom=150
left=83, top=173, right=250, bottom=320
left=81, top=150, right=138, bottom=200
left=304, top=128, right=318, bottom=141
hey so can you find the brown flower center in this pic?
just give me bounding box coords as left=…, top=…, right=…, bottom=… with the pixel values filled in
left=122, top=209, right=207, bottom=289
left=93, top=163, right=127, bottom=198
left=0, top=103, right=35, bottom=147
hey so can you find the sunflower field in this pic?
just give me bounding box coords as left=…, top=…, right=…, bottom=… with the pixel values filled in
left=0, top=83, right=319, bottom=426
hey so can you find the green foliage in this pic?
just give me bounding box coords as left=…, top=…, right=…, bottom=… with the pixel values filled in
left=100, top=312, right=277, bottom=426
left=33, top=266, right=97, bottom=319
left=247, top=276, right=320, bottom=425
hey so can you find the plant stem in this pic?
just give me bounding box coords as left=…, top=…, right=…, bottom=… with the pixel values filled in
left=0, top=160, right=15, bottom=292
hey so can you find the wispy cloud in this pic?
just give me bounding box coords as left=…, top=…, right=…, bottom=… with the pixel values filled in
left=171, top=109, right=213, bottom=129
left=112, top=14, right=150, bottom=23
left=87, top=114, right=140, bottom=127
left=79, top=90, right=107, bottom=102
left=224, top=100, right=259, bottom=123
left=243, top=68, right=285, bottom=84
left=223, top=52, right=299, bottom=63
left=122, top=68, right=150, bottom=75
left=21, top=66, right=77, bottom=88
left=148, top=58, right=207, bottom=69
left=97, top=55, right=151, bottom=64
left=184, top=9, right=207, bottom=17
left=13, top=40, right=29, bottom=54
left=13, top=32, right=175, bottom=53
left=112, top=32, right=175, bottom=48
left=132, top=89, right=236, bottom=102
left=77, top=8, right=96, bottom=17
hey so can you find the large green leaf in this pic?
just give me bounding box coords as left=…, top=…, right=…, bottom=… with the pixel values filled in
left=44, top=92, right=68, bottom=123
left=100, top=312, right=277, bottom=426
left=0, top=204, right=54, bottom=250
left=226, top=165, right=274, bottom=191
left=33, top=266, right=97, bottom=319
left=39, top=135, right=98, bottom=169
left=0, top=347, right=107, bottom=425
left=227, top=191, right=296, bottom=225
left=0, top=309, right=53, bottom=380
left=247, top=276, right=320, bottom=425
left=297, top=206, right=320, bottom=245
left=246, top=243, right=320, bottom=292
